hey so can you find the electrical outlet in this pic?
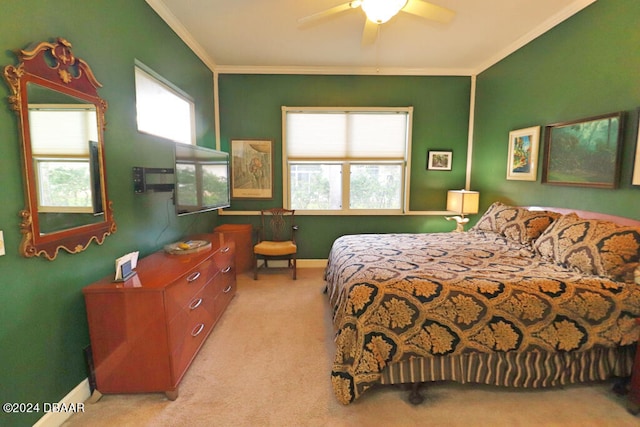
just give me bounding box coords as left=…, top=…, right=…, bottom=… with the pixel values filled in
left=0, top=230, right=5, bottom=256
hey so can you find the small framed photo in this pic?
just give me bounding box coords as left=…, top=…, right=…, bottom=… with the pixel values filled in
left=506, top=126, right=540, bottom=181
left=427, top=150, right=452, bottom=170
left=231, top=139, right=274, bottom=199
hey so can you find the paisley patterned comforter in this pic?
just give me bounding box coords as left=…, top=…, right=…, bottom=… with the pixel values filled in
left=324, top=231, right=640, bottom=404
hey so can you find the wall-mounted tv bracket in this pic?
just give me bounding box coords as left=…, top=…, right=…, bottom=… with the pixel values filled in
left=132, top=167, right=175, bottom=193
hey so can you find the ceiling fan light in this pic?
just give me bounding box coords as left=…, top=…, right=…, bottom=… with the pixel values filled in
left=361, top=0, right=407, bottom=24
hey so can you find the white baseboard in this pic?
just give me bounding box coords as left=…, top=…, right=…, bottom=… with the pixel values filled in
left=33, top=378, right=91, bottom=427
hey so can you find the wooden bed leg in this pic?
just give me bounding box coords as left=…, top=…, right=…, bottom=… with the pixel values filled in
left=408, top=382, right=425, bottom=405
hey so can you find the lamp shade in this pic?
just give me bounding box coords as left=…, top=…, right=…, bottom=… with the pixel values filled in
left=446, top=190, right=479, bottom=215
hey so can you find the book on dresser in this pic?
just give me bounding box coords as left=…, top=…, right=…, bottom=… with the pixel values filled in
left=82, top=232, right=236, bottom=401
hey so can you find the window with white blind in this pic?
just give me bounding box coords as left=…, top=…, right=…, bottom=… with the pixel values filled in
left=134, top=63, right=195, bottom=145
left=28, top=105, right=98, bottom=213
left=283, top=107, right=412, bottom=214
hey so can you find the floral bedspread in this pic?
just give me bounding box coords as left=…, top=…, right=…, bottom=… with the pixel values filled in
left=324, top=232, right=640, bottom=404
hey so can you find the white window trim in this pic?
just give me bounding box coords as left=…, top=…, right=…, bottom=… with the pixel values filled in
left=282, top=106, right=413, bottom=215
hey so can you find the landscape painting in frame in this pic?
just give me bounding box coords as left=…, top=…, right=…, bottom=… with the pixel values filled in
left=231, top=139, right=273, bottom=199
left=542, top=112, right=624, bottom=188
left=506, top=126, right=540, bottom=181
left=427, top=150, right=452, bottom=170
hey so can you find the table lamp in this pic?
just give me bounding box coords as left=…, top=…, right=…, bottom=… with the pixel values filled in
left=446, top=189, right=479, bottom=232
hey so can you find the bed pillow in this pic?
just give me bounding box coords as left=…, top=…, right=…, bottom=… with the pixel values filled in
left=471, top=202, right=514, bottom=233
left=500, top=209, right=561, bottom=245
left=471, top=202, right=559, bottom=244
left=534, top=213, right=640, bottom=283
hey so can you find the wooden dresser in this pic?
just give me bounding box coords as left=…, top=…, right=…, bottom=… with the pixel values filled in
left=83, top=233, right=236, bottom=400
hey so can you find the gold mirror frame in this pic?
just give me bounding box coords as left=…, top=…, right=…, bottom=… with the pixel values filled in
left=3, top=38, right=116, bottom=260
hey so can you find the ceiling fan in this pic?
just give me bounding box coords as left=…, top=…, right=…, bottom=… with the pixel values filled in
left=298, top=0, right=456, bottom=45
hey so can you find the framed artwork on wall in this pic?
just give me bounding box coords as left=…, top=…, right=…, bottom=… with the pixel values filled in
left=506, top=126, right=540, bottom=181
left=542, top=111, right=624, bottom=189
left=427, top=150, right=452, bottom=170
left=633, top=109, right=640, bottom=186
left=230, top=139, right=273, bottom=199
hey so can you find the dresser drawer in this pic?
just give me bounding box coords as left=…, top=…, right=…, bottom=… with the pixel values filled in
left=199, top=270, right=235, bottom=324
left=165, top=259, right=217, bottom=322
left=167, top=282, right=216, bottom=382
left=213, top=242, right=234, bottom=272
left=215, top=269, right=236, bottom=318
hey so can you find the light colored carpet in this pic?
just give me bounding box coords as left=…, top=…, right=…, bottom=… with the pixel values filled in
left=64, top=268, right=639, bottom=427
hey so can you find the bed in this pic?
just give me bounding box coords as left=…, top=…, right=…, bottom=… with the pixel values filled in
left=324, top=203, right=640, bottom=404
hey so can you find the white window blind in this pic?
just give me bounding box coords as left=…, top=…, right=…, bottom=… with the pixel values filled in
left=286, top=111, right=408, bottom=159
left=28, top=106, right=97, bottom=156
left=283, top=107, right=412, bottom=214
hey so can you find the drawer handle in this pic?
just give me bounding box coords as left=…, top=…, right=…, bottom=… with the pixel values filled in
left=191, top=323, right=205, bottom=337
left=221, top=246, right=230, bottom=253
left=189, top=298, right=203, bottom=310
left=186, top=271, right=201, bottom=283
left=222, top=266, right=231, bottom=274
left=223, top=285, right=233, bottom=293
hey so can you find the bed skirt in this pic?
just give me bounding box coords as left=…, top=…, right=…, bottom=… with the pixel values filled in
left=380, top=346, right=636, bottom=389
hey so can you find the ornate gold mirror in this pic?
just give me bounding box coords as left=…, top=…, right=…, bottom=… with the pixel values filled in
left=3, top=38, right=116, bottom=259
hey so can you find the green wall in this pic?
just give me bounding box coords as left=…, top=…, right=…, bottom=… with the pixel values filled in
left=0, top=2, right=217, bottom=426
left=217, top=74, right=471, bottom=258
left=2, top=0, right=638, bottom=425
left=473, top=0, right=640, bottom=217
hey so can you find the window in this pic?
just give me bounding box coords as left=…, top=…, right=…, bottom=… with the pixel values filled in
left=29, top=105, right=99, bottom=213
left=283, top=107, right=412, bottom=214
left=134, top=63, right=195, bottom=145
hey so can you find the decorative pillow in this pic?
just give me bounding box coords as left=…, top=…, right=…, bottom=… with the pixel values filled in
left=534, top=214, right=640, bottom=283
left=533, top=214, right=580, bottom=260
left=471, top=202, right=514, bottom=233
left=471, top=202, right=560, bottom=245
left=636, top=265, right=640, bottom=285
left=500, top=209, right=561, bottom=245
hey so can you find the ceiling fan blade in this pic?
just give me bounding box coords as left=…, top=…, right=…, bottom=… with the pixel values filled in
left=361, top=19, right=379, bottom=46
left=402, top=0, right=455, bottom=24
left=297, top=2, right=356, bottom=27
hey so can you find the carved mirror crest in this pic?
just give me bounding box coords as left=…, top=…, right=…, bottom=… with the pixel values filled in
left=3, top=38, right=116, bottom=260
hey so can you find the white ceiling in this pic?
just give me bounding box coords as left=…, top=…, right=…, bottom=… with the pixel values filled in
left=146, top=0, right=596, bottom=75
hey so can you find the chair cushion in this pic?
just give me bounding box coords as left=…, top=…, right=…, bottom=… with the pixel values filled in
left=254, top=240, right=297, bottom=256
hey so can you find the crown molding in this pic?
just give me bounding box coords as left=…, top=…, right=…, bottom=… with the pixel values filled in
left=145, top=0, right=217, bottom=70
left=213, top=65, right=473, bottom=76
left=472, top=0, right=597, bottom=74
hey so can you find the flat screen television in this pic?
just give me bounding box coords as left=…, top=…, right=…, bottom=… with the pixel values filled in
left=174, top=143, right=231, bottom=215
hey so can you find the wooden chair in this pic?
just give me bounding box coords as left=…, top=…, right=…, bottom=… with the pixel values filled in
left=253, top=208, right=298, bottom=280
